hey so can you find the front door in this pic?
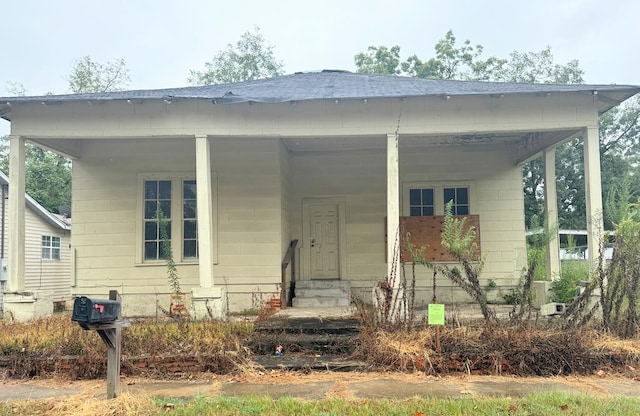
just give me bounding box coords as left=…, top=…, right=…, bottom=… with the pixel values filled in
left=308, top=203, right=340, bottom=279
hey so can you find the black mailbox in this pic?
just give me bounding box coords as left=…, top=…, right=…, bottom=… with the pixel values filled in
left=72, top=296, right=121, bottom=324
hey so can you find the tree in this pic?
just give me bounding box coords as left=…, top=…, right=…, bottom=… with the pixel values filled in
left=353, top=31, right=603, bottom=231
left=1, top=56, right=131, bottom=213
left=67, top=56, right=130, bottom=94
left=188, top=26, right=284, bottom=85
left=354, top=46, right=402, bottom=75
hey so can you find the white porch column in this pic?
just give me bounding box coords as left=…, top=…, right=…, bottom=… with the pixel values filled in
left=583, top=126, right=603, bottom=270
left=7, top=135, right=26, bottom=293
left=195, top=135, right=214, bottom=289
left=191, top=135, right=225, bottom=318
left=386, top=132, right=403, bottom=316
left=543, top=148, right=560, bottom=281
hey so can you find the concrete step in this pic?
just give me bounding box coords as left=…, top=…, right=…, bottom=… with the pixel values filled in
left=295, top=280, right=350, bottom=290
left=295, top=287, right=349, bottom=298
left=292, top=297, right=351, bottom=308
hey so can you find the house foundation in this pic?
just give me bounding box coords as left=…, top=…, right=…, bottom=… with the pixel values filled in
left=2, top=291, right=54, bottom=322
left=190, top=287, right=226, bottom=320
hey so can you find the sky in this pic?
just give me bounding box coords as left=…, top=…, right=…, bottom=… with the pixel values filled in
left=1, top=0, right=639, bottom=136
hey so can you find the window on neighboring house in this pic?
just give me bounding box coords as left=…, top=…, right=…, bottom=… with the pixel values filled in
left=139, top=174, right=214, bottom=264
left=42, top=236, right=61, bottom=260
left=409, top=188, right=434, bottom=216
left=444, top=187, right=469, bottom=215
left=182, top=180, right=198, bottom=259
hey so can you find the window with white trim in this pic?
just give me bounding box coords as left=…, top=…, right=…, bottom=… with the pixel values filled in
left=42, top=236, right=61, bottom=260
left=139, top=172, right=217, bottom=264
left=409, top=188, right=434, bottom=216
left=443, top=187, right=469, bottom=215
left=404, top=183, right=473, bottom=216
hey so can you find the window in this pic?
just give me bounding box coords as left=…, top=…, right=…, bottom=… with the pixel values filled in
left=404, top=183, right=473, bottom=216
left=42, top=236, right=61, bottom=260
left=409, top=188, right=434, bottom=216
left=138, top=173, right=216, bottom=265
left=143, top=179, right=172, bottom=261
left=444, top=187, right=469, bottom=215
left=182, top=180, right=198, bottom=259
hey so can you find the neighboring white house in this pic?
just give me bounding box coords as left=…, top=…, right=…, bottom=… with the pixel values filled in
left=0, top=171, right=71, bottom=319
left=0, top=71, right=637, bottom=319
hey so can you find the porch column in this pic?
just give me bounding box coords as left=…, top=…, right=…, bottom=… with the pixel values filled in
left=543, top=147, right=560, bottom=281
left=195, top=135, right=214, bottom=288
left=583, top=126, right=603, bottom=270
left=191, top=135, right=225, bottom=318
left=7, top=135, right=26, bottom=293
left=386, top=132, right=403, bottom=316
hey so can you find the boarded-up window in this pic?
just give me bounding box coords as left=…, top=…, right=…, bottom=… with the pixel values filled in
left=386, top=215, right=481, bottom=262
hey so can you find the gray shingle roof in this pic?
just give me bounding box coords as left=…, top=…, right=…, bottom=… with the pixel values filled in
left=1, top=70, right=638, bottom=115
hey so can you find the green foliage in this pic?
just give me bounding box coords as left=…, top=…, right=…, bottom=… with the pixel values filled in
left=188, top=26, right=284, bottom=85
left=156, top=206, right=181, bottom=294
left=354, top=45, right=401, bottom=75
left=67, top=55, right=130, bottom=93
left=0, top=141, right=71, bottom=214
left=551, top=261, right=589, bottom=303
left=600, top=202, right=640, bottom=337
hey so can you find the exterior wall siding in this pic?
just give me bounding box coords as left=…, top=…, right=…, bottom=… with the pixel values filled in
left=72, top=137, right=283, bottom=315
left=289, top=143, right=526, bottom=305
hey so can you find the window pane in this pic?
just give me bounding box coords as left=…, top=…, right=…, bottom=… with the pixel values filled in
left=42, top=235, right=50, bottom=245
left=183, top=240, right=197, bottom=258
left=409, top=189, right=421, bottom=205
left=159, top=200, right=171, bottom=218
left=410, top=207, right=421, bottom=216
left=422, top=189, right=433, bottom=206
left=159, top=240, right=170, bottom=260
left=183, top=200, right=197, bottom=219
left=457, top=206, right=469, bottom=215
left=183, top=180, right=197, bottom=199
left=456, top=188, right=469, bottom=204
left=144, top=201, right=158, bottom=219
left=145, top=242, right=158, bottom=260
left=144, top=181, right=157, bottom=199
left=183, top=220, right=197, bottom=239
left=42, top=248, right=49, bottom=259
left=144, top=221, right=157, bottom=240
left=52, top=237, right=61, bottom=248
left=444, top=188, right=455, bottom=205
left=422, top=206, right=434, bottom=216
left=52, top=249, right=60, bottom=260
left=158, top=180, right=172, bottom=199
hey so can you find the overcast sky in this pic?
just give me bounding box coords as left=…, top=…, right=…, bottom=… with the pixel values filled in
left=2, top=0, right=639, bottom=136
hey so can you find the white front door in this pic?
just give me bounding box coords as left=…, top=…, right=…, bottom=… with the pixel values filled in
left=307, top=203, right=340, bottom=279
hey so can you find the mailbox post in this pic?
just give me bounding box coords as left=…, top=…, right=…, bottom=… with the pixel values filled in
left=72, top=290, right=129, bottom=399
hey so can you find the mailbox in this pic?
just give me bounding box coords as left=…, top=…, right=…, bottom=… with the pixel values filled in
left=72, top=296, right=121, bottom=324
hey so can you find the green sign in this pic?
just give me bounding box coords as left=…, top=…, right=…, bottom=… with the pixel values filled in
left=428, top=304, right=445, bottom=325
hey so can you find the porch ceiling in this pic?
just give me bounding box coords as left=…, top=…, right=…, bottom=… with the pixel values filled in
left=282, top=129, right=580, bottom=155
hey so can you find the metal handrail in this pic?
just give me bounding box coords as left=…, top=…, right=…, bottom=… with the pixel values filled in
left=281, top=239, right=298, bottom=308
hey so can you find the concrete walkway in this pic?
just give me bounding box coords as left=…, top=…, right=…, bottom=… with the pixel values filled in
left=2, top=373, right=639, bottom=402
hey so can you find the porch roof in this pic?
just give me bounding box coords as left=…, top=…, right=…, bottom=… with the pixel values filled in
left=1, top=70, right=638, bottom=121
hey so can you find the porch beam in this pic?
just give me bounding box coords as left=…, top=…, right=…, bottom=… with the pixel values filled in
left=195, top=135, right=215, bottom=288
left=386, top=132, right=401, bottom=313
left=583, top=126, right=603, bottom=270
left=543, top=147, right=560, bottom=280
left=8, top=135, right=26, bottom=292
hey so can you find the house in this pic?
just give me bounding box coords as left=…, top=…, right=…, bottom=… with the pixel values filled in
left=0, top=171, right=71, bottom=320
left=0, top=71, right=637, bottom=319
